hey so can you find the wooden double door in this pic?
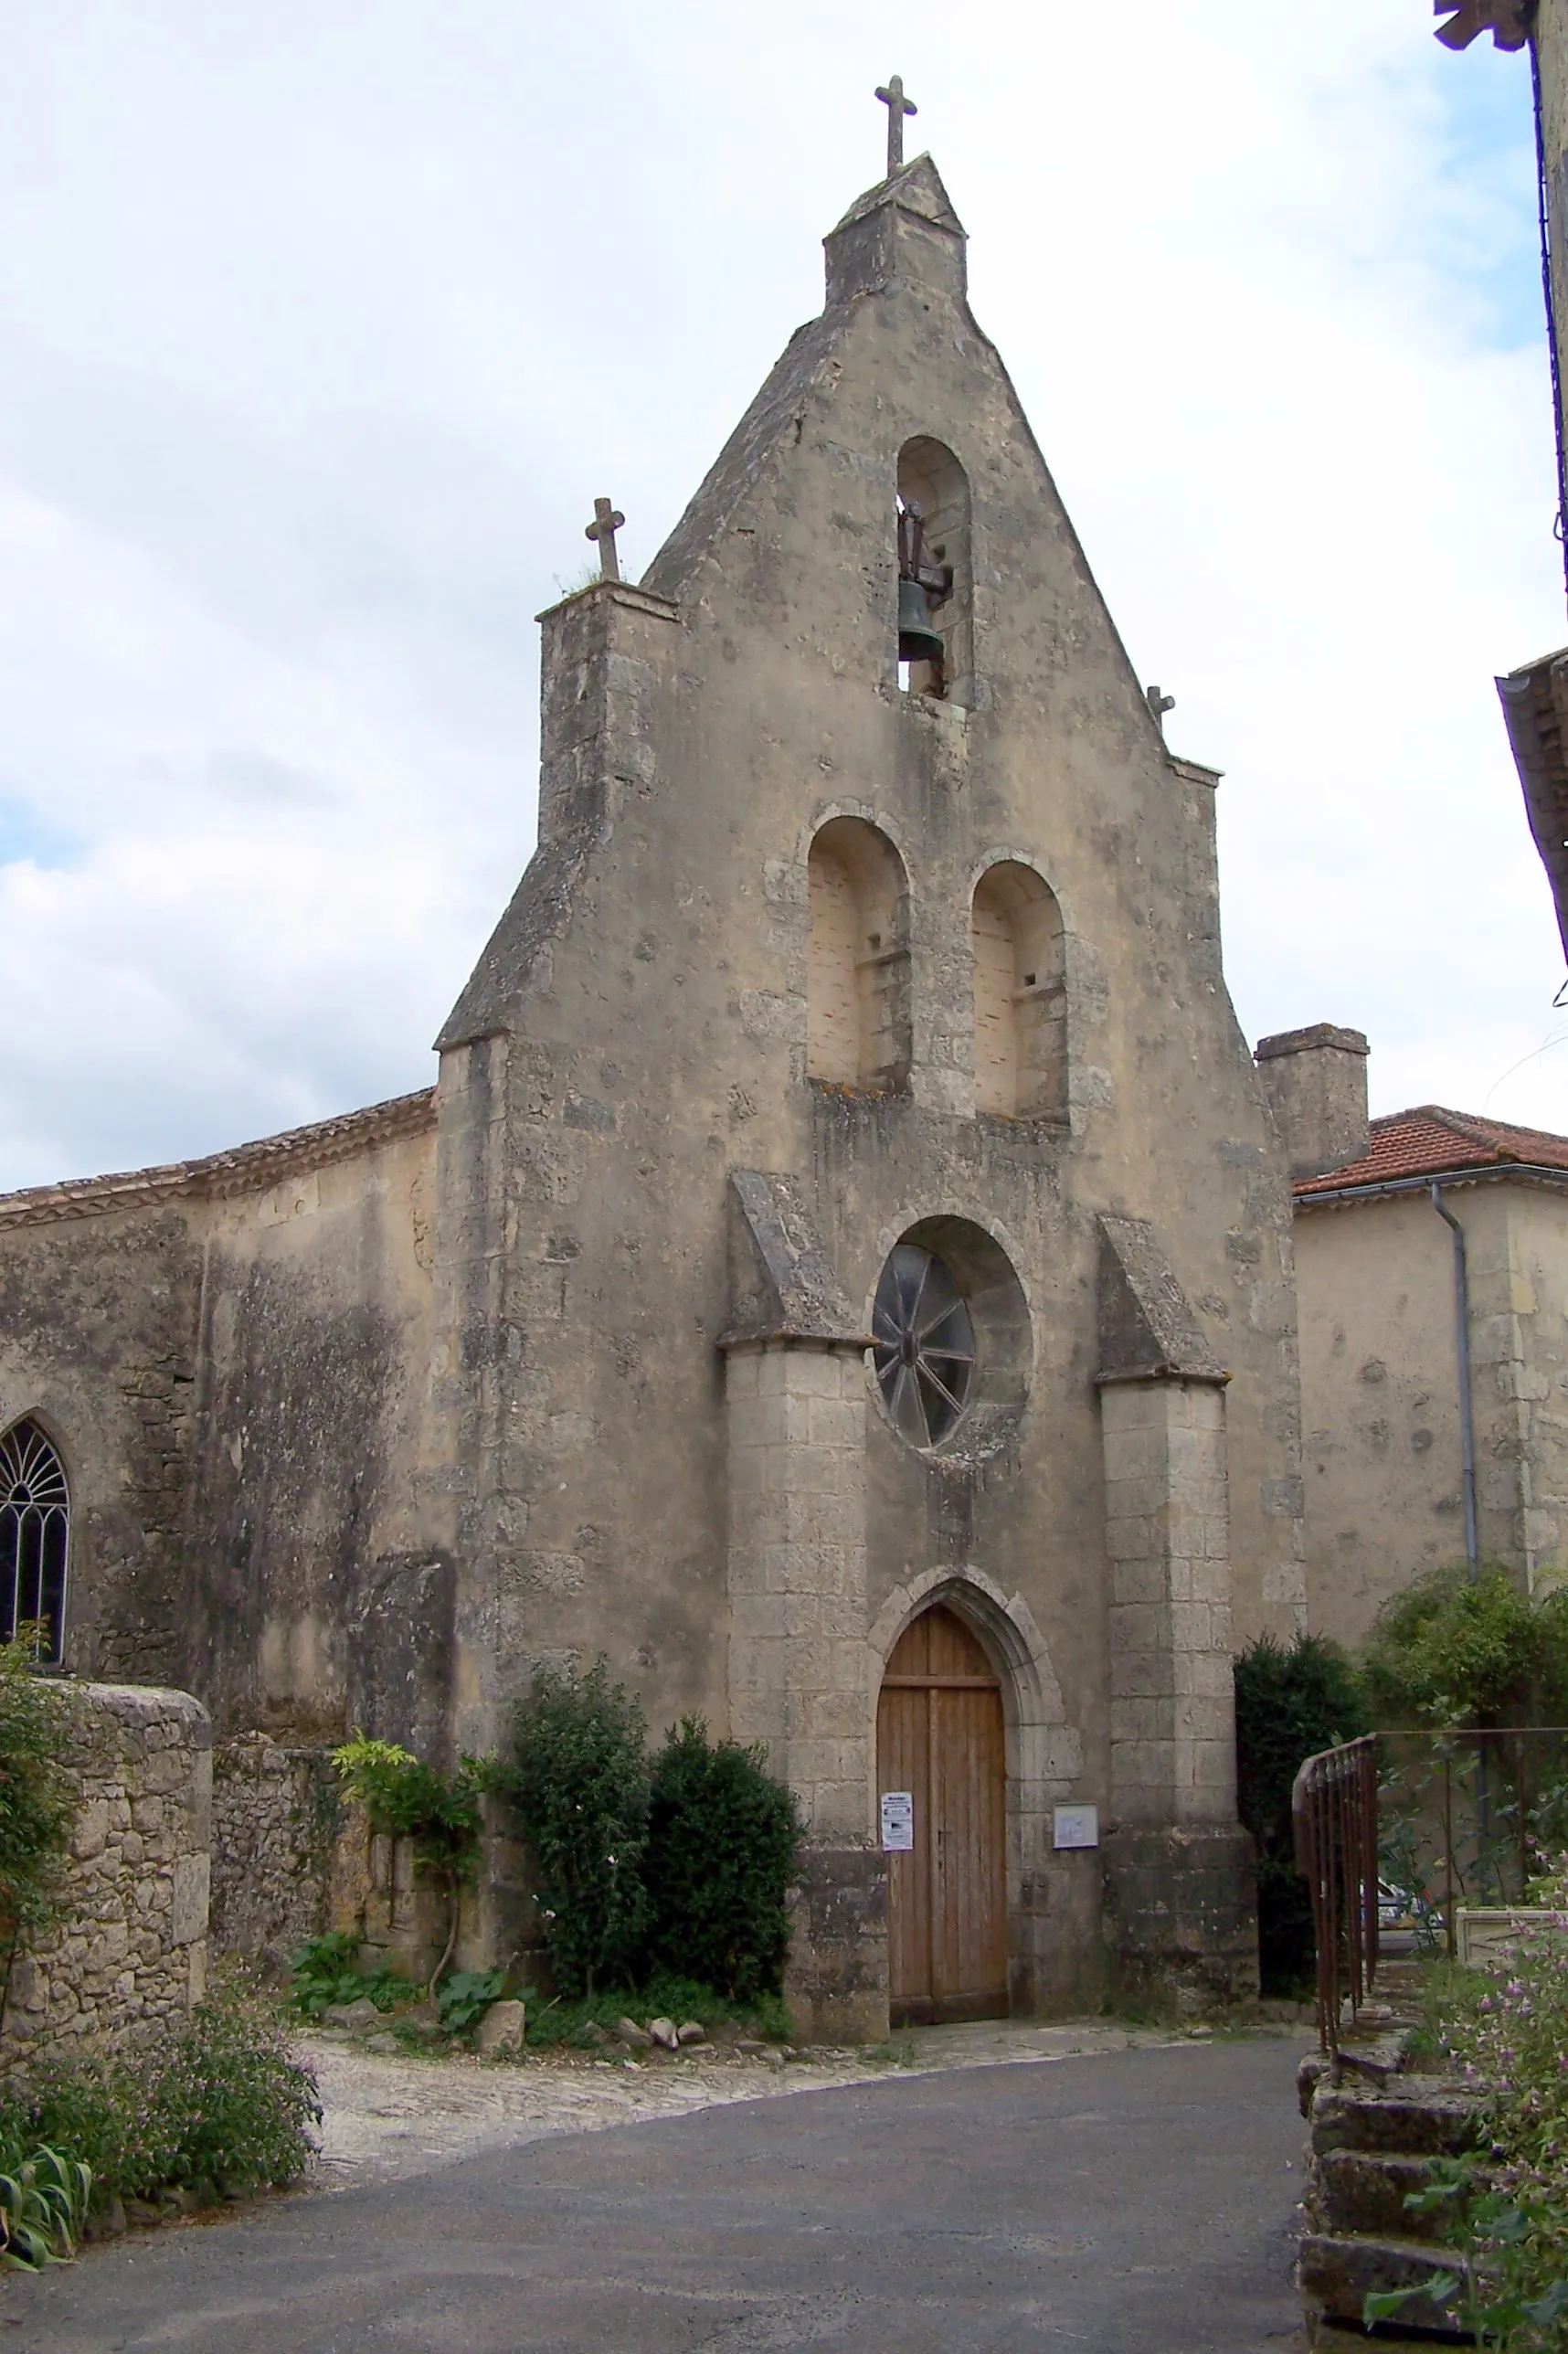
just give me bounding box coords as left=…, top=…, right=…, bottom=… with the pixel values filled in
left=877, top=1605, right=1008, bottom=2025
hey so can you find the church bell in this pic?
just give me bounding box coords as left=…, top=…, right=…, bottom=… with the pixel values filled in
left=897, top=576, right=945, bottom=665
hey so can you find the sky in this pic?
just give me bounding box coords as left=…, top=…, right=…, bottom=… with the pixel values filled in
left=0, top=0, right=1563, bottom=1190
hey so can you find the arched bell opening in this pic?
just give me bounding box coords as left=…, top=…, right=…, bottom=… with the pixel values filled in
left=877, top=1601, right=1008, bottom=2023
left=807, top=817, right=912, bottom=1092
left=895, top=438, right=971, bottom=703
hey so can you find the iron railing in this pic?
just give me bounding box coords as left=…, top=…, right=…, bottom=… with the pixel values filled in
left=1292, top=1727, right=1568, bottom=2052
left=1292, top=1734, right=1380, bottom=2056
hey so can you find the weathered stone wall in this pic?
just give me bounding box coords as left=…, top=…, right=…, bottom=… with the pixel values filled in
left=0, top=1213, right=200, bottom=1690
left=1297, top=1179, right=1568, bottom=1648
left=2, top=1682, right=211, bottom=2064
left=0, top=1097, right=443, bottom=1744
left=208, top=1733, right=335, bottom=1972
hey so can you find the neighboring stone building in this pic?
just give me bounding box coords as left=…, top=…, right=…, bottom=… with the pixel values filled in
left=1261, top=1023, right=1568, bottom=1649
left=0, top=131, right=1312, bottom=2031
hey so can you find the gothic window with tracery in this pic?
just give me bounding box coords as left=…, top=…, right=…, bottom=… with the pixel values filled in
left=873, top=1243, right=977, bottom=1448
left=0, top=1420, right=69, bottom=1662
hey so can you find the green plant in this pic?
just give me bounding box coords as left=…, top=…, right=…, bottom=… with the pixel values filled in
left=0, top=1629, right=77, bottom=2026
left=0, top=2147, right=91, bottom=2269
left=331, top=1734, right=492, bottom=1993
left=1233, top=1632, right=1367, bottom=1992
left=435, top=1967, right=507, bottom=2035
left=1397, top=1881, right=1568, bottom=2345
left=0, top=1990, right=320, bottom=2208
left=289, top=1931, right=402, bottom=2019
left=496, top=1661, right=651, bottom=1999
left=1362, top=1564, right=1568, bottom=1730
left=1364, top=2158, right=1568, bottom=2348
left=138, top=1999, right=322, bottom=2199
left=643, top=1716, right=800, bottom=2002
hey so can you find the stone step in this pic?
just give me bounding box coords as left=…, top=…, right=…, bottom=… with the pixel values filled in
left=1297, top=2032, right=1414, bottom=2115
left=1306, top=2148, right=1464, bottom=2242
left=1308, top=2078, right=1485, bottom=2158
left=1298, top=2232, right=1467, bottom=2333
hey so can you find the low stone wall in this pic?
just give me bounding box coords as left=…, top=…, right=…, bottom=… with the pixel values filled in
left=209, top=1734, right=335, bottom=1972
left=2, top=1681, right=211, bottom=2064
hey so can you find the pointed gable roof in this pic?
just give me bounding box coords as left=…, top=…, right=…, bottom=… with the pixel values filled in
left=641, top=154, right=969, bottom=606
left=832, top=153, right=965, bottom=238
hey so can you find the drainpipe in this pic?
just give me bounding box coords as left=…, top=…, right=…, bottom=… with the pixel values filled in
left=1430, top=1182, right=1480, bottom=1575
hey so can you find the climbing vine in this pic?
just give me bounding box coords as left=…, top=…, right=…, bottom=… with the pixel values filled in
left=330, top=1735, right=492, bottom=1993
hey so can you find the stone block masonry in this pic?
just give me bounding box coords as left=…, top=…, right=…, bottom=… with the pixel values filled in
left=209, top=1732, right=335, bottom=1972
left=2, top=1682, right=211, bottom=2063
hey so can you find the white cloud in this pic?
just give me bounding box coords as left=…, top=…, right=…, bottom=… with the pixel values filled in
left=0, top=0, right=1562, bottom=1184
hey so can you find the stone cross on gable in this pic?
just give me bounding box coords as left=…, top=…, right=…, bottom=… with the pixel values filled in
left=875, top=75, right=917, bottom=178
left=585, top=496, right=625, bottom=582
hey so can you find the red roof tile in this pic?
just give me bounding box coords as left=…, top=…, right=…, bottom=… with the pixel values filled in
left=1295, top=1105, right=1568, bottom=1198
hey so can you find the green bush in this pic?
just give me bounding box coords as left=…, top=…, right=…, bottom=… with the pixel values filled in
left=0, top=1633, right=76, bottom=1984
left=1362, top=1564, right=1568, bottom=1729
left=0, top=1993, right=320, bottom=2206
left=1404, top=1872, right=1568, bottom=2345
left=643, top=1717, right=800, bottom=2002
left=1234, top=1632, right=1367, bottom=1993
left=496, top=1661, right=651, bottom=1998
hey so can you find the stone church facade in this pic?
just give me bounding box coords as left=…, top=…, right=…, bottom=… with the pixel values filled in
left=0, top=149, right=1308, bottom=2035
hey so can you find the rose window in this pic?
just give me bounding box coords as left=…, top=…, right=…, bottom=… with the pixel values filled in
left=872, top=1243, right=977, bottom=1448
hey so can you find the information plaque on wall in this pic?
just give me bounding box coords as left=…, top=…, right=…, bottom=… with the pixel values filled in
left=880, top=1790, right=915, bottom=1851
left=1053, top=1804, right=1099, bottom=1850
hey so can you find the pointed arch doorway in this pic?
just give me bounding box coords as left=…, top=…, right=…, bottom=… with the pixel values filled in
left=877, top=1604, right=1008, bottom=2024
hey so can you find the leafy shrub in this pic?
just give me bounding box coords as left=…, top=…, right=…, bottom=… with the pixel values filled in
left=0, top=2147, right=91, bottom=2270
left=1234, top=1632, right=1367, bottom=1993
left=1362, top=1564, right=1568, bottom=1730
left=0, top=1632, right=76, bottom=1974
left=496, top=1661, right=651, bottom=1998
left=643, top=1717, right=800, bottom=2002
left=435, top=1967, right=507, bottom=2035
left=331, top=1734, right=492, bottom=1991
left=289, top=1932, right=402, bottom=2019
left=0, top=1992, right=320, bottom=2206
left=1404, top=1873, right=1568, bottom=2346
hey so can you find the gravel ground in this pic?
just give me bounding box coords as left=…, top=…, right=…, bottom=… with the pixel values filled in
left=298, top=2015, right=1211, bottom=2190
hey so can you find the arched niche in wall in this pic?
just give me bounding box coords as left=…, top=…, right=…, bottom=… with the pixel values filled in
left=896, top=437, right=972, bottom=704
left=971, top=862, right=1067, bottom=1120
left=807, top=817, right=912, bottom=1092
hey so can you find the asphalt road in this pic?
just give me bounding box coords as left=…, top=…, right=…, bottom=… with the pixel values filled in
left=5, top=2038, right=1308, bottom=2353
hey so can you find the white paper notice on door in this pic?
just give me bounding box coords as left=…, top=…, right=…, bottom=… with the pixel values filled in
left=880, top=1790, right=915, bottom=1851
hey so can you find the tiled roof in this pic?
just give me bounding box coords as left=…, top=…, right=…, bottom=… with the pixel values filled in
left=0, top=1087, right=436, bottom=1230
left=1295, top=1105, right=1568, bottom=1199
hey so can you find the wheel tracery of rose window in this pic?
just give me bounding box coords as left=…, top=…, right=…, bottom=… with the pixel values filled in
left=872, top=1243, right=977, bottom=1449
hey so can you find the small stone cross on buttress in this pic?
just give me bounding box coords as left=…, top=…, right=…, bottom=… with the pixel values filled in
left=585, top=496, right=625, bottom=583
left=875, top=76, right=917, bottom=177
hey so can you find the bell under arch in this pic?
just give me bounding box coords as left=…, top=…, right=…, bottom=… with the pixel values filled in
left=895, top=437, right=971, bottom=703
